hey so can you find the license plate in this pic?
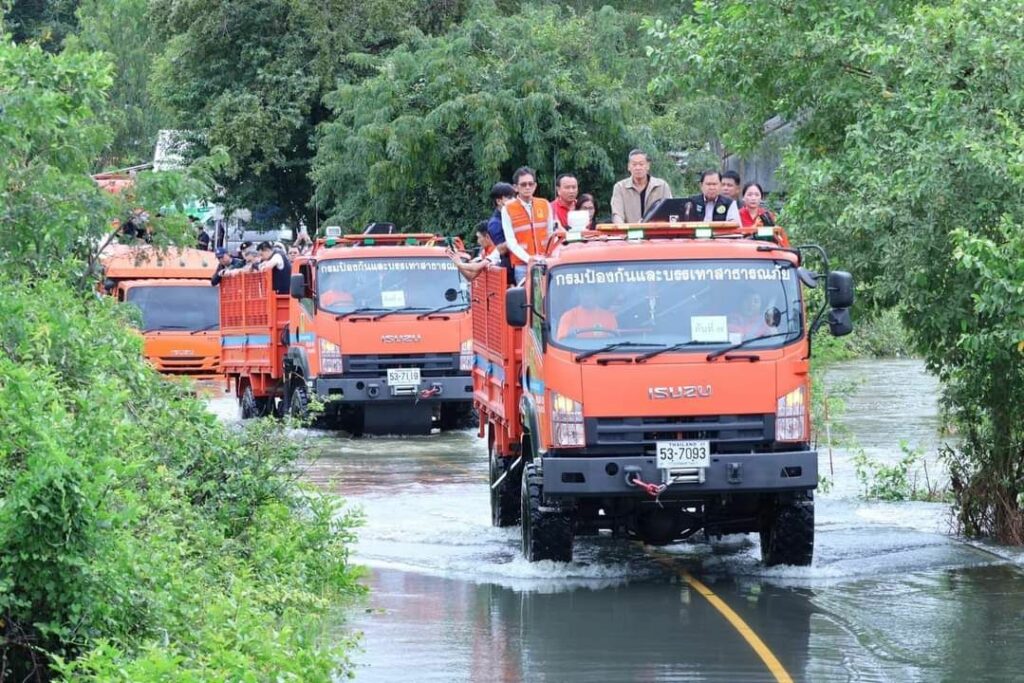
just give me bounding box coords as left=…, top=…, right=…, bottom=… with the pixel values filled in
left=387, top=368, right=421, bottom=387
left=656, top=440, right=710, bottom=469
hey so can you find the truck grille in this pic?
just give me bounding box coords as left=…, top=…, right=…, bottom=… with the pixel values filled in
left=585, top=414, right=774, bottom=455
left=154, top=355, right=220, bottom=375
left=342, top=353, right=460, bottom=377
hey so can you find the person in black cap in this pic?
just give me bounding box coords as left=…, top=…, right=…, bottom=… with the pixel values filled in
left=211, top=247, right=243, bottom=285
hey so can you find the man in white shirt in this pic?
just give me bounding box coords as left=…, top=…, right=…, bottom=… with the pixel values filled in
left=501, top=166, right=555, bottom=282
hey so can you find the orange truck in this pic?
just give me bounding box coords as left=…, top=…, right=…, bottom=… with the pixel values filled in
left=474, top=222, right=854, bottom=565
left=219, top=233, right=475, bottom=434
left=100, top=245, right=221, bottom=379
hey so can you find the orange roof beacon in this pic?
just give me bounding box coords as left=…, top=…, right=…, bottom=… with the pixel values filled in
left=218, top=233, right=475, bottom=435
left=99, top=245, right=221, bottom=381
left=474, top=221, right=855, bottom=565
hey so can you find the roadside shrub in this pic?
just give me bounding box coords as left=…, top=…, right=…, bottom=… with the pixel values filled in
left=0, top=281, right=362, bottom=680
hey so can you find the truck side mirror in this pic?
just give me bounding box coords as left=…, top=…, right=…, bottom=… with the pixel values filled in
left=827, top=271, right=854, bottom=309
left=506, top=287, right=527, bottom=328
left=828, top=307, right=853, bottom=337
left=289, top=273, right=306, bottom=299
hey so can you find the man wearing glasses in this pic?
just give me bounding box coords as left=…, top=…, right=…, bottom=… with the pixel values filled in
left=610, top=149, right=673, bottom=224
left=501, top=166, right=556, bottom=282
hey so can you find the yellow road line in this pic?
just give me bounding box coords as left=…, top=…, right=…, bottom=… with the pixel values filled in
left=651, top=554, right=793, bottom=683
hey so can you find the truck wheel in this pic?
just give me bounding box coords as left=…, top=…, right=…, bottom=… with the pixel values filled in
left=759, top=494, right=814, bottom=567
left=521, top=463, right=573, bottom=562
left=288, top=384, right=309, bottom=419
left=490, top=441, right=521, bottom=527
left=240, top=384, right=270, bottom=419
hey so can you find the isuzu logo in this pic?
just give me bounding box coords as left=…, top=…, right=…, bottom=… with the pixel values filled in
left=381, top=334, right=422, bottom=343
left=648, top=385, right=713, bottom=400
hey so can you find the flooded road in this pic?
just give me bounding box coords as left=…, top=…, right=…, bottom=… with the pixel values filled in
left=244, top=359, right=1024, bottom=681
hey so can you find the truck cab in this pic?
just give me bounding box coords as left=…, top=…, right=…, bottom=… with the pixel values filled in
left=475, top=222, right=854, bottom=565
left=100, top=246, right=221, bottom=381
left=221, top=233, right=475, bottom=434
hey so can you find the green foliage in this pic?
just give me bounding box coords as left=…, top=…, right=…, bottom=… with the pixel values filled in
left=149, top=0, right=470, bottom=226
left=853, top=442, right=950, bottom=503
left=66, top=0, right=169, bottom=168
left=0, top=280, right=363, bottom=680
left=652, top=0, right=1024, bottom=542
left=0, top=34, right=223, bottom=285
left=314, top=4, right=686, bottom=236
left=4, top=0, right=79, bottom=49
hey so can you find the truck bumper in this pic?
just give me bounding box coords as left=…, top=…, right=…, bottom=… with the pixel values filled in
left=541, top=451, right=818, bottom=498
left=313, top=374, right=474, bottom=403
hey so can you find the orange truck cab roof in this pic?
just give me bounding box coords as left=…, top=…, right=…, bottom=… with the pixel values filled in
left=475, top=221, right=855, bottom=563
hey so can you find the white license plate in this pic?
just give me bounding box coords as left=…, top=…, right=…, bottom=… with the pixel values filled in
left=656, top=440, right=711, bottom=469
left=387, top=368, right=421, bottom=387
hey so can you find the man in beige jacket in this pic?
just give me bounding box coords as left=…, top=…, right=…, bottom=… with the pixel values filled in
left=610, top=149, right=673, bottom=223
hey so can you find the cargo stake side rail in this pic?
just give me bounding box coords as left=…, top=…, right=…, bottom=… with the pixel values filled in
left=219, top=269, right=289, bottom=379
left=471, top=266, right=522, bottom=451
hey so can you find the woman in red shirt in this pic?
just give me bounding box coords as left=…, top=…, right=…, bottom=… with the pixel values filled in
left=738, top=182, right=776, bottom=228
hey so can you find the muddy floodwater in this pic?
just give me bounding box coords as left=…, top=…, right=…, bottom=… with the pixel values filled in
left=215, top=359, right=1024, bottom=681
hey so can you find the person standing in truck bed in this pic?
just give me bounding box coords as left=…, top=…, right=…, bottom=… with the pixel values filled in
left=610, top=149, right=672, bottom=224
left=257, top=240, right=291, bottom=294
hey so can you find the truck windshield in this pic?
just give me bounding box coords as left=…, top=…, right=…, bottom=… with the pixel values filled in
left=316, top=257, right=468, bottom=314
left=124, top=285, right=219, bottom=332
left=547, top=259, right=802, bottom=352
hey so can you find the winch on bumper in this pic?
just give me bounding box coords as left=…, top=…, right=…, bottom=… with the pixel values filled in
left=541, top=451, right=818, bottom=497
left=312, top=374, right=473, bottom=402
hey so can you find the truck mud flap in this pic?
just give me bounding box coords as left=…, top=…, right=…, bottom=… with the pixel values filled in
left=363, top=403, right=433, bottom=435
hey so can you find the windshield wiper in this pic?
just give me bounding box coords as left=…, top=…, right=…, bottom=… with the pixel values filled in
left=190, top=323, right=219, bottom=335
left=140, top=325, right=190, bottom=333
left=706, top=331, right=799, bottom=361
left=574, top=341, right=658, bottom=362
left=634, top=340, right=723, bottom=363
left=335, top=307, right=387, bottom=321
left=416, top=303, right=467, bottom=320
left=372, top=306, right=429, bottom=321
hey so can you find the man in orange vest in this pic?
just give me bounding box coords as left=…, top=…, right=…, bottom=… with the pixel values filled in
left=501, top=166, right=555, bottom=282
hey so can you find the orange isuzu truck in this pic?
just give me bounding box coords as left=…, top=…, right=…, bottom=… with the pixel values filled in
left=100, top=245, right=221, bottom=380
left=219, top=233, right=475, bottom=434
left=474, top=222, right=854, bottom=565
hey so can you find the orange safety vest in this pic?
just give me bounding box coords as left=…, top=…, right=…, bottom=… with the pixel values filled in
left=506, top=199, right=551, bottom=267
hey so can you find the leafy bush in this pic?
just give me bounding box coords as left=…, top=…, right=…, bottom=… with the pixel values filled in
left=0, top=281, right=362, bottom=680
left=853, top=442, right=950, bottom=503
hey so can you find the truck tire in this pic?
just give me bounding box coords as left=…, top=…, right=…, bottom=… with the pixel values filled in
left=759, top=494, right=814, bottom=567
left=240, top=384, right=271, bottom=420
left=288, top=384, right=309, bottom=419
left=521, top=463, right=573, bottom=562
left=490, top=441, right=521, bottom=527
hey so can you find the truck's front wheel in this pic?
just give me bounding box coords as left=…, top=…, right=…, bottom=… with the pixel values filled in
left=521, top=463, right=573, bottom=562
left=760, top=493, right=814, bottom=567
left=490, top=440, right=521, bottom=527
left=288, top=384, right=309, bottom=419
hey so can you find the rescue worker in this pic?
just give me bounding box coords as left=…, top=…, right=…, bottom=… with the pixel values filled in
left=501, top=166, right=555, bottom=282
left=449, top=222, right=501, bottom=282
left=682, top=170, right=740, bottom=222
left=257, top=240, right=291, bottom=294
left=211, top=247, right=243, bottom=286
left=557, top=288, right=618, bottom=340
left=721, top=170, right=744, bottom=208
left=551, top=173, right=578, bottom=229
left=729, top=291, right=775, bottom=339
left=610, top=149, right=673, bottom=224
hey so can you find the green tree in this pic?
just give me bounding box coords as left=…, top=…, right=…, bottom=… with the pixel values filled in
left=4, top=0, right=79, bottom=49
left=314, top=4, right=688, bottom=235
left=65, top=0, right=169, bottom=169
left=650, top=0, right=1024, bottom=541
left=148, top=0, right=469, bottom=228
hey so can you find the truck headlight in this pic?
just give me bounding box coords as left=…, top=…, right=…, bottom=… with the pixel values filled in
left=319, top=338, right=344, bottom=374
left=551, top=391, right=585, bottom=448
left=776, top=386, right=807, bottom=442
left=459, top=339, right=474, bottom=372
